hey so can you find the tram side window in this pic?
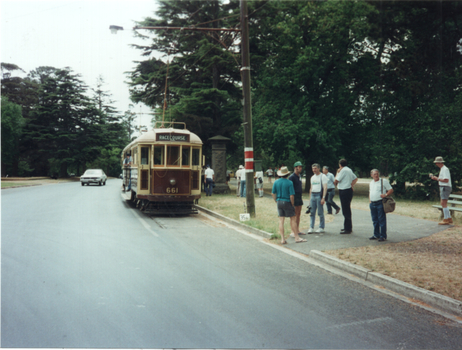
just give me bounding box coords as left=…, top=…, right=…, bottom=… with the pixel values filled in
left=192, top=148, right=200, bottom=166
left=153, top=146, right=164, bottom=165
left=141, top=147, right=149, bottom=165
left=182, top=146, right=190, bottom=167
left=167, top=146, right=180, bottom=166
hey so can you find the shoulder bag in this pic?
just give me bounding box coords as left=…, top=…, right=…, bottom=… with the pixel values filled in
left=382, top=179, right=396, bottom=213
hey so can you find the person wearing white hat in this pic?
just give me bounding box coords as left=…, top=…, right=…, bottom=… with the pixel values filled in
left=430, top=156, right=453, bottom=225
left=272, top=166, right=307, bottom=244
left=235, top=165, right=244, bottom=197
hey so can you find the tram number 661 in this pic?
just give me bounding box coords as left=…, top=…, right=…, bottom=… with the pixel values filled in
left=166, top=187, right=179, bottom=194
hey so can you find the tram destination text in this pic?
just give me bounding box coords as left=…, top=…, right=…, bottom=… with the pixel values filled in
left=156, top=133, right=190, bottom=142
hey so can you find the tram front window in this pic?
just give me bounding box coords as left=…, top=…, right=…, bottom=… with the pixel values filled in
left=182, top=147, right=190, bottom=166
left=141, top=147, right=149, bottom=165
left=154, top=146, right=164, bottom=165
left=167, top=146, right=180, bottom=166
left=192, top=148, right=200, bottom=166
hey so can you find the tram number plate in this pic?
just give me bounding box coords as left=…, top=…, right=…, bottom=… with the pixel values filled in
left=166, top=187, right=179, bottom=194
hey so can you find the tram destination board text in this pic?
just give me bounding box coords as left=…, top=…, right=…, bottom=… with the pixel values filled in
left=156, top=133, right=190, bottom=142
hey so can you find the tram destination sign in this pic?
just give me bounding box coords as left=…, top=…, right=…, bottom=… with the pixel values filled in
left=156, top=133, right=190, bottom=142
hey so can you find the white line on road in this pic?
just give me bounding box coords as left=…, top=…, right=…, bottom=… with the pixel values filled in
left=326, top=317, right=394, bottom=329
left=131, top=210, right=160, bottom=237
left=123, top=196, right=160, bottom=237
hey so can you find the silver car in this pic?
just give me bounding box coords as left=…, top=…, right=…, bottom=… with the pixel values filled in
left=80, top=169, right=107, bottom=186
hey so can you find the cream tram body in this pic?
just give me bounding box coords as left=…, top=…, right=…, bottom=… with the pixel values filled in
left=122, top=123, right=203, bottom=214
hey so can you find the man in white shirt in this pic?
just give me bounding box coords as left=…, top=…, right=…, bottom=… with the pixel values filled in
left=308, top=163, right=328, bottom=233
left=235, top=166, right=243, bottom=197
left=369, top=169, right=394, bottom=242
left=334, top=159, right=358, bottom=234
left=430, top=156, right=453, bottom=225
left=204, top=165, right=215, bottom=196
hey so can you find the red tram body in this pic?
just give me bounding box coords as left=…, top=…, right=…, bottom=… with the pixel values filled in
left=122, top=122, right=203, bottom=214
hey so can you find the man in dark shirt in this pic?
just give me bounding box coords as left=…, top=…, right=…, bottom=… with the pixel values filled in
left=289, top=161, right=305, bottom=237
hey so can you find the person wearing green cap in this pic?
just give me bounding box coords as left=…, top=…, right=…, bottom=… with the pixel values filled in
left=289, top=161, right=306, bottom=237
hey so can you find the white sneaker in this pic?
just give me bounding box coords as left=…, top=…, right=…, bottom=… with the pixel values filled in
left=289, top=233, right=295, bottom=238
left=307, top=228, right=314, bottom=234
left=316, top=228, right=325, bottom=233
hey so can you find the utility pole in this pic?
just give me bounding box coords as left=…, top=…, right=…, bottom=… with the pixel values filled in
left=240, top=0, right=255, bottom=217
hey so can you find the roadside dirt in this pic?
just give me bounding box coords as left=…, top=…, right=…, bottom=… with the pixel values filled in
left=325, top=225, right=462, bottom=301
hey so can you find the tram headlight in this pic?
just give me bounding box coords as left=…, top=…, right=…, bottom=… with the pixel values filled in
left=170, top=179, right=177, bottom=186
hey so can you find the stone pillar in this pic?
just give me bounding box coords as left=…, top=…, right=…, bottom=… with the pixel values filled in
left=208, top=135, right=231, bottom=194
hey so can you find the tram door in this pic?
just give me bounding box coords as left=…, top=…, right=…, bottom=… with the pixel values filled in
left=140, top=146, right=150, bottom=191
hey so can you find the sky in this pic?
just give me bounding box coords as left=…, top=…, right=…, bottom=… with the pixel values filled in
left=1, top=0, right=160, bottom=132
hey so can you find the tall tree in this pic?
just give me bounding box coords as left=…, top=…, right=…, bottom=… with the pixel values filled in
left=251, top=0, right=376, bottom=189
left=1, top=62, right=39, bottom=120
left=1, top=97, right=24, bottom=176
left=128, top=0, right=243, bottom=157
left=26, top=67, right=103, bottom=176
left=361, top=0, right=462, bottom=197
left=92, top=75, right=119, bottom=122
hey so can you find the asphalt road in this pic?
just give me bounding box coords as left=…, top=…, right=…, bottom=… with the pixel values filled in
left=2, top=179, right=461, bottom=348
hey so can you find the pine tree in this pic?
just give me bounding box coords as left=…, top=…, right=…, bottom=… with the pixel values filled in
left=128, top=0, right=242, bottom=153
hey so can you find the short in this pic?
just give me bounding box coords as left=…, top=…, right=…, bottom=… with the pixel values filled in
left=440, top=186, right=451, bottom=200
left=256, top=181, right=263, bottom=189
left=277, top=201, right=295, bottom=217
left=294, top=193, right=303, bottom=207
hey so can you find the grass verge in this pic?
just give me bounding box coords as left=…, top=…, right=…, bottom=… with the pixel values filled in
left=1, top=182, right=33, bottom=188
left=198, top=192, right=333, bottom=239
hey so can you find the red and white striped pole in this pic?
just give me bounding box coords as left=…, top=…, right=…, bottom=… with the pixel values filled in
left=244, top=147, right=254, bottom=173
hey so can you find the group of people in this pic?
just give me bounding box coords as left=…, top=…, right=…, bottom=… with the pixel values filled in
left=207, top=156, right=453, bottom=243
left=271, top=159, right=360, bottom=244
left=234, top=165, right=265, bottom=198
left=271, top=156, right=453, bottom=244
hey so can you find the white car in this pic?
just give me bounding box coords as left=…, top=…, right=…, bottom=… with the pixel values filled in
left=80, top=169, right=107, bottom=186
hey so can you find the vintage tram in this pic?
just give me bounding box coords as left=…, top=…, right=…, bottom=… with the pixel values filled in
left=122, top=122, right=203, bottom=214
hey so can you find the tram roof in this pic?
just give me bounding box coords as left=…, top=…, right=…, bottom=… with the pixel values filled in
left=123, top=127, right=202, bottom=153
